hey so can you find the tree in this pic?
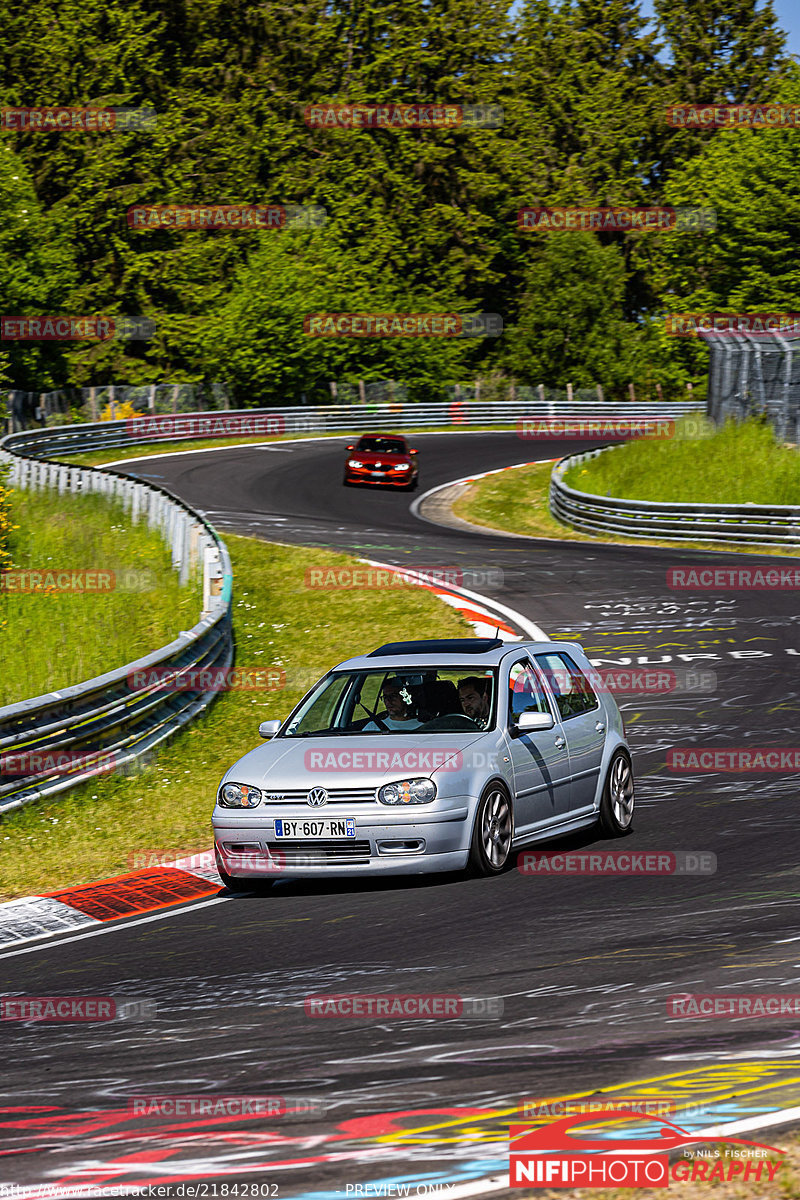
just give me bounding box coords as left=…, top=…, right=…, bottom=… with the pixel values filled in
left=0, top=144, right=77, bottom=388
left=647, top=63, right=800, bottom=386
left=502, top=232, right=674, bottom=391
left=203, top=226, right=482, bottom=404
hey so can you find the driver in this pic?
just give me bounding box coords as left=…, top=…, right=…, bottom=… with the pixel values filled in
left=364, top=677, right=422, bottom=731
left=457, top=676, right=492, bottom=729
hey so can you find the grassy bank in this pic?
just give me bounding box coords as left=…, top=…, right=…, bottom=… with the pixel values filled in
left=0, top=535, right=468, bottom=900
left=564, top=415, right=800, bottom=505
left=453, top=459, right=800, bottom=556
left=0, top=488, right=202, bottom=706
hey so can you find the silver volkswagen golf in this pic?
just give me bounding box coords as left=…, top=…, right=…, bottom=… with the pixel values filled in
left=212, top=637, right=634, bottom=886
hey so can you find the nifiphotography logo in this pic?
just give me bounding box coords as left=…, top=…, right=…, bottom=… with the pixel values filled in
left=509, top=1109, right=783, bottom=1188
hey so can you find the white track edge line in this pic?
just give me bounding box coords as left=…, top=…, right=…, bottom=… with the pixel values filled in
left=0, top=895, right=232, bottom=960
left=359, top=559, right=546, bottom=642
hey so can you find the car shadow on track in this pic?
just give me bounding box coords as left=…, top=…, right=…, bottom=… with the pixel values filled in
left=218, top=825, right=632, bottom=898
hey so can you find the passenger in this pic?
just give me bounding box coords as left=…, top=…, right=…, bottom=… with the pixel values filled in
left=457, top=676, right=492, bottom=729
left=364, top=677, right=422, bottom=731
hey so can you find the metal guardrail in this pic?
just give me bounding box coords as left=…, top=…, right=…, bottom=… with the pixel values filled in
left=0, top=440, right=233, bottom=813
left=3, top=400, right=698, bottom=460
left=550, top=447, right=800, bottom=546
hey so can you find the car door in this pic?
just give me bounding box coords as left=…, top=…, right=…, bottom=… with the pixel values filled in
left=533, top=652, right=606, bottom=814
left=503, top=657, right=572, bottom=835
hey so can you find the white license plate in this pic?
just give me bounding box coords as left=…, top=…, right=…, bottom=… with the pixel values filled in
left=273, top=818, right=356, bottom=839
left=370, top=470, right=385, bottom=476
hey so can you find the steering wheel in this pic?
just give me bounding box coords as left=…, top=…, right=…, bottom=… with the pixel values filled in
left=417, top=713, right=480, bottom=731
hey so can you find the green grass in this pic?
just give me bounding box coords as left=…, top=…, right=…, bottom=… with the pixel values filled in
left=0, top=535, right=469, bottom=900
left=0, top=488, right=202, bottom=706
left=453, top=459, right=799, bottom=556
left=564, top=414, right=800, bottom=505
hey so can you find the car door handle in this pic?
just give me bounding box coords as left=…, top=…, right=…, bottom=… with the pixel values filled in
left=595, top=721, right=605, bottom=732
left=554, top=736, right=566, bottom=749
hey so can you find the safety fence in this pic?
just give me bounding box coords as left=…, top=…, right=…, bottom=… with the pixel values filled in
left=0, top=437, right=233, bottom=812
left=4, top=385, right=698, bottom=434
left=3, top=400, right=698, bottom=461
left=550, top=448, right=800, bottom=546
left=706, top=330, right=800, bottom=443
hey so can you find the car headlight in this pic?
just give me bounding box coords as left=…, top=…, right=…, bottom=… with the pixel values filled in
left=394, top=463, right=411, bottom=471
left=378, top=778, right=436, bottom=805
left=349, top=459, right=364, bottom=467
left=218, top=781, right=263, bottom=808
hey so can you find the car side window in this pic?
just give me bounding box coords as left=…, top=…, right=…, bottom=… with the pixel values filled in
left=534, top=652, right=598, bottom=720
left=508, top=659, right=550, bottom=724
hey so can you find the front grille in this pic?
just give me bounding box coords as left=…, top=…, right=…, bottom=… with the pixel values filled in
left=261, top=787, right=376, bottom=804
left=267, top=839, right=372, bottom=861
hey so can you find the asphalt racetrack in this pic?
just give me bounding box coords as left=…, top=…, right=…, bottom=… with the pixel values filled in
left=4, top=432, right=800, bottom=1198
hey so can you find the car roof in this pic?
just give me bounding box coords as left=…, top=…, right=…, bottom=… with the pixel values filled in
left=334, top=638, right=586, bottom=672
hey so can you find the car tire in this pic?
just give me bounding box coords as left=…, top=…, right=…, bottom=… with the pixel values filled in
left=597, top=749, right=635, bottom=837
left=215, top=849, right=273, bottom=894
left=467, top=783, right=513, bottom=876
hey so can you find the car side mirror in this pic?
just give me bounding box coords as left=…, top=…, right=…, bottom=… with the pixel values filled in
left=515, top=711, right=554, bottom=733
left=409, top=448, right=418, bottom=455
left=346, top=444, right=354, bottom=451
left=259, top=719, right=282, bottom=738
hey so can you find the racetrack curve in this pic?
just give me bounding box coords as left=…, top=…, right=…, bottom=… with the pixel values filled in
left=4, top=432, right=800, bottom=1198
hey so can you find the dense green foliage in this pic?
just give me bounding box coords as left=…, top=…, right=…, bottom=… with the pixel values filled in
left=0, top=0, right=791, bottom=402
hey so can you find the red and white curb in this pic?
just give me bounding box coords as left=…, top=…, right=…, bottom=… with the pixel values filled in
left=0, top=853, right=223, bottom=951
left=359, top=558, right=546, bottom=642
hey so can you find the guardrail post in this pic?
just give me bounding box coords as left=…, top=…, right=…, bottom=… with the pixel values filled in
left=203, top=544, right=224, bottom=617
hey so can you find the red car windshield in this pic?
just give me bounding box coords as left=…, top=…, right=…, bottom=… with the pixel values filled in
left=356, top=437, right=407, bottom=454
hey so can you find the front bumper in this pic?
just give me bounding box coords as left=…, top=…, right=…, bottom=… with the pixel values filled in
left=213, top=806, right=470, bottom=877
left=345, top=467, right=414, bottom=487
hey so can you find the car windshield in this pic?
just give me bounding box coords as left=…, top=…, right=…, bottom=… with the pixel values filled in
left=356, top=437, right=407, bottom=454
left=281, top=668, right=498, bottom=736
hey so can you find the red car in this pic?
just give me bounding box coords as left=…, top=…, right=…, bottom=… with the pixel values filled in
left=343, top=433, right=419, bottom=490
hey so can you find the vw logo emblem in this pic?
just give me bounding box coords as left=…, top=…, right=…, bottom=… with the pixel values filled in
left=307, top=787, right=328, bottom=807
